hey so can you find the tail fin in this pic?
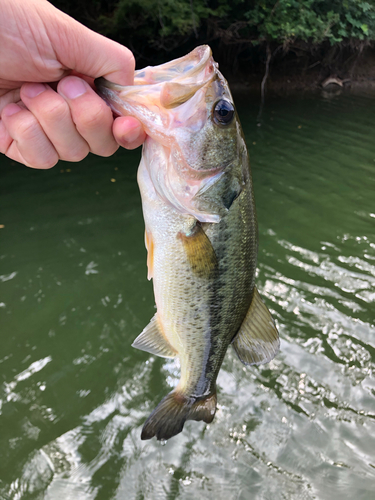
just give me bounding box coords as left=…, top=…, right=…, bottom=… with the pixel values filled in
left=141, top=389, right=217, bottom=441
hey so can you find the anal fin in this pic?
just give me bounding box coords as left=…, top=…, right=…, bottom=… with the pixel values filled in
left=232, top=287, right=280, bottom=365
left=132, top=314, right=177, bottom=358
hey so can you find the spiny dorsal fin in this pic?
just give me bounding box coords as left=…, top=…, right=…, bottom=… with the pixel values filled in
left=232, top=287, right=280, bottom=365
left=177, top=223, right=218, bottom=278
left=132, top=314, right=177, bottom=358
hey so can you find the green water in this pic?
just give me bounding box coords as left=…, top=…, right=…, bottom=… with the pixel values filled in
left=1, top=90, right=374, bottom=500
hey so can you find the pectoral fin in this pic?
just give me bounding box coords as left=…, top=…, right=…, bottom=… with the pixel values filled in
left=232, top=287, right=280, bottom=365
left=178, top=223, right=218, bottom=278
left=132, top=314, right=177, bottom=358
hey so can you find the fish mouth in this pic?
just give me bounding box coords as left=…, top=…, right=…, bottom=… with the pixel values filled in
left=94, top=84, right=120, bottom=116
left=95, top=45, right=218, bottom=114
left=94, top=78, right=128, bottom=117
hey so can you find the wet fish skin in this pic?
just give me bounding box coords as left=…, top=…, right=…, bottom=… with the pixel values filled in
left=96, top=46, right=279, bottom=441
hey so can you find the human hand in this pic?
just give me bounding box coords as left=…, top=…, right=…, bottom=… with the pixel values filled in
left=0, top=0, right=146, bottom=169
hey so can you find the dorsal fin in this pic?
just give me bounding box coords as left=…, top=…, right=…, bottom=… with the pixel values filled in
left=132, top=314, right=177, bottom=358
left=232, top=287, right=280, bottom=365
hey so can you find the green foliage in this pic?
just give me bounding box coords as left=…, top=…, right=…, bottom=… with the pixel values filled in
left=109, top=0, right=224, bottom=38
left=93, top=0, right=228, bottom=50
left=216, top=0, right=375, bottom=45
left=51, top=0, right=375, bottom=61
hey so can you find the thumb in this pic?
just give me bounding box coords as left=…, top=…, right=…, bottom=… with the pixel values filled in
left=46, top=4, right=135, bottom=86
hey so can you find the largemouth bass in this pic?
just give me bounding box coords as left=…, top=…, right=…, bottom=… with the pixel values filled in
left=96, top=46, right=279, bottom=441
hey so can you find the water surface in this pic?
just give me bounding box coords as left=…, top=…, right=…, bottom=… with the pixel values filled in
left=1, top=89, right=374, bottom=499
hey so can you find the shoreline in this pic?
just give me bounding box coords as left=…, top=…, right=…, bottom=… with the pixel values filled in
left=225, top=46, right=375, bottom=94
left=228, top=76, right=375, bottom=95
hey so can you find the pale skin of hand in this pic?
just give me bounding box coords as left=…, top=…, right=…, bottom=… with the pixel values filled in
left=0, top=0, right=146, bottom=169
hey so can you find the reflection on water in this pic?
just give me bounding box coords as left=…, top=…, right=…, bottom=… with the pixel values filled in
left=1, top=91, right=374, bottom=499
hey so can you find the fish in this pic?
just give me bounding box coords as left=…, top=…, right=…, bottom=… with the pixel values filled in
left=95, top=45, right=280, bottom=441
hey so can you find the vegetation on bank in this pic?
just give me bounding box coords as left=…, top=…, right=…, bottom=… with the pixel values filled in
left=52, top=0, right=375, bottom=80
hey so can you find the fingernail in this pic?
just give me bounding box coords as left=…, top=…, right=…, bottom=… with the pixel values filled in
left=59, top=77, right=88, bottom=99
left=2, top=103, right=22, bottom=117
left=23, top=83, right=47, bottom=99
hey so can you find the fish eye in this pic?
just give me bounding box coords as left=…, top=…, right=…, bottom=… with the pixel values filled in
left=213, top=100, right=235, bottom=126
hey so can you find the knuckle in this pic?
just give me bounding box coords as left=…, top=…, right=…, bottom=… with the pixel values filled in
left=79, top=105, right=105, bottom=131
left=43, top=99, right=69, bottom=122
left=96, top=142, right=119, bottom=157
left=71, top=149, right=89, bottom=162
left=17, top=115, right=40, bottom=140
left=31, top=152, right=59, bottom=169
left=62, top=144, right=89, bottom=162
left=40, top=158, right=58, bottom=169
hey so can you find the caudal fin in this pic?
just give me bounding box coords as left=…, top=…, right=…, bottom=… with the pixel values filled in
left=141, top=389, right=217, bottom=441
